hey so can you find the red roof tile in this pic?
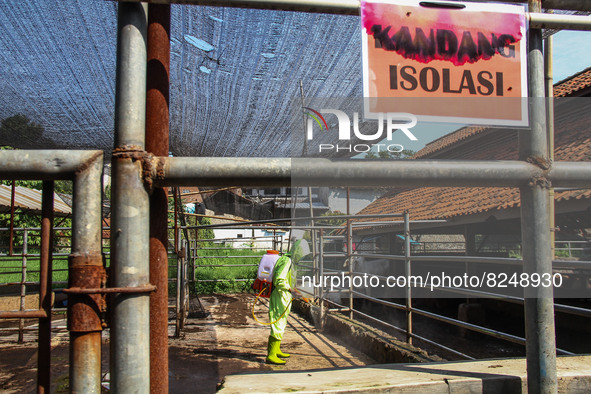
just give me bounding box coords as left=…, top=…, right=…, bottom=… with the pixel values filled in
left=359, top=70, right=591, bottom=225
left=554, top=67, right=591, bottom=97
left=414, top=68, right=591, bottom=160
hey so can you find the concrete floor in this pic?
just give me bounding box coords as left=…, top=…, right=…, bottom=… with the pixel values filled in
left=169, top=294, right=376, bottom=392
left=219, top=355, right=591, bottom=393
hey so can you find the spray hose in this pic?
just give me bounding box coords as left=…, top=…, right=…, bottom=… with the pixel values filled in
left=251, top=288, right=309, bottom=326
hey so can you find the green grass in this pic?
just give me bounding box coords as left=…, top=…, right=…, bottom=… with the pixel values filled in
left=0, top=256, right=69, bottom=289
left=0, top=245, right=267, bottom=296
left=193, top=246, right=265, bottom=294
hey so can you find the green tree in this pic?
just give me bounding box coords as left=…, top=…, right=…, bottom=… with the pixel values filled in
left=0, top=114, right=56, bottom=148
left=0, top=147, right=73, bottom=251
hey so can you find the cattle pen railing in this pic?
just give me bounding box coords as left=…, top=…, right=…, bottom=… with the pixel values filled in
left=183, top=214, right=591, bottom=361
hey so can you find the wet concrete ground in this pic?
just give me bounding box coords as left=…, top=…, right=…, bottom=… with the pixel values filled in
left=0, top=294, right=375, bottom=393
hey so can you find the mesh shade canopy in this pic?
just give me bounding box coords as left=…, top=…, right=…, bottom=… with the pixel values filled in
left=0, top=1, right=585, bottom=157
left=0, top=1, right=363, bottom=157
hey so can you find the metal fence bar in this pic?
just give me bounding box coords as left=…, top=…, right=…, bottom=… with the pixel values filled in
left=350, top=307, right=475, bottom=360
left=37, top=181, right=54, bottom=394
left=195, top=264, right=258, bottom=268
left=18, top=229, right=27, bottom=343
left=195, top=255, right=262, bottom=259
left=119, top=0, right=591, bottom=16
left=146, top=4, right=171, bottom=392
left=68, top=153, right=104, bottom=392
left=111, top=3, right=150, bottom=393
left=0, top=309, right=48, bottom=319
left=404, top=212, right=412, bottom=345
left=156, top=157, right=591, bottom=188
left=521, top=1, right=557, bottom=391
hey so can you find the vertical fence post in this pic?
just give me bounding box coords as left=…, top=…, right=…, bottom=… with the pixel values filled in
left=319, top=229, right=325, bottom=329
left=520, top=1, right=557, bottom=392
left=9, top=180, right=15, bottom=256
left=37, top=181, right=54, bottom=393
left=18, top=229, right=27, bottom=343
left=111, top=3, right=150, bottom=392
left=69, top=153, right=104, bottom=394
left=346, top=219, right=353, bottom=319
left=308, top=187, right=317, bottom=300
left=175, top=247, right=181, bottom=338
left=146, top=3, right=171, bottom=392
left=545, top=31, right=556, bottom=260
left=346, top=188, right=353, bottom=319
left=404, top=212, right=412, bottom=345
left=194, top=229, right=199, bottom=288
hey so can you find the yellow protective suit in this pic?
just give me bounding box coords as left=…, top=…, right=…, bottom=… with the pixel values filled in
left=269, top=255, right=293, bottom=340
left=266, top=255, right=293, bottom=364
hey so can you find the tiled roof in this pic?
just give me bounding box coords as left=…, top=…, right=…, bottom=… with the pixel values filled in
left=359, top=187, right=591, bottom=223
left=414, top=68, right=591, bottom=160
left=358, top=70, right=591, bottom=226
left=554, top=67, right=591, bottom=97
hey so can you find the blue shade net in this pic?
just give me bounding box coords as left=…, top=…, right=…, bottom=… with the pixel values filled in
left=0, top=0, right=364, bottom=157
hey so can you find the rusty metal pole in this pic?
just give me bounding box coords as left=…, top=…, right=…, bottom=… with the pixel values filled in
left=111, top=3, right=150, bottom=392
left=69, top=153, right=104, bottom=393
left=18, top=229, right=27, bottom=343
left=37, top=181, right=54, bottom=394
left=146, top=4, right=170, bottom=392
left=69, top=158, right=104, bottom=394
left=9, top=180, right=15, bottom=256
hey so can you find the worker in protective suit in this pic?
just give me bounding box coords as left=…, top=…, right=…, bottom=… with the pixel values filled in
left=266, top=253, right=295, bottom=365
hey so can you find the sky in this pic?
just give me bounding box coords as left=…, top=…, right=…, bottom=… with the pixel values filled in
left=552, top=30, right=591, bottom=82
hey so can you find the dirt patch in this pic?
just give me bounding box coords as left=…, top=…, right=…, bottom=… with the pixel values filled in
left=0, top=294, right=376, bottom=393
left=169, top=294, right=376, bottom=392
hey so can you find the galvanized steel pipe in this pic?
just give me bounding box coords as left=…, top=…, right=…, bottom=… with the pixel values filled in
left=70, top=152, right=104, bottom=393
left=521, top=0, right=557, bottom=392
left=0, top=150, right=103, bottom=180
left=121, top=0, right=591, bottom=14
left=157, top=157, right=591, bottom=188
left=111, top=3, right=151, bottom=393
left=529, top=12, right=591, bottom=31
left=157, top=157, right=544, bottom=187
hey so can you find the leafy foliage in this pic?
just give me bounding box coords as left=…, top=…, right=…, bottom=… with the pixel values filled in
left=0, top=114, right=55, bottom=149
left=0, top=146, right=73, bottom=251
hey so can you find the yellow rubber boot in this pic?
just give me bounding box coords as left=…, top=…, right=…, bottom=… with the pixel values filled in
left=277, top=341, right=290, bottom=358
left=266, top=336, right=286, bottom=365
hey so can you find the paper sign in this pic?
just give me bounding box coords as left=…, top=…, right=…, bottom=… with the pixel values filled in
left=362, top=0, right=528, bottom=126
